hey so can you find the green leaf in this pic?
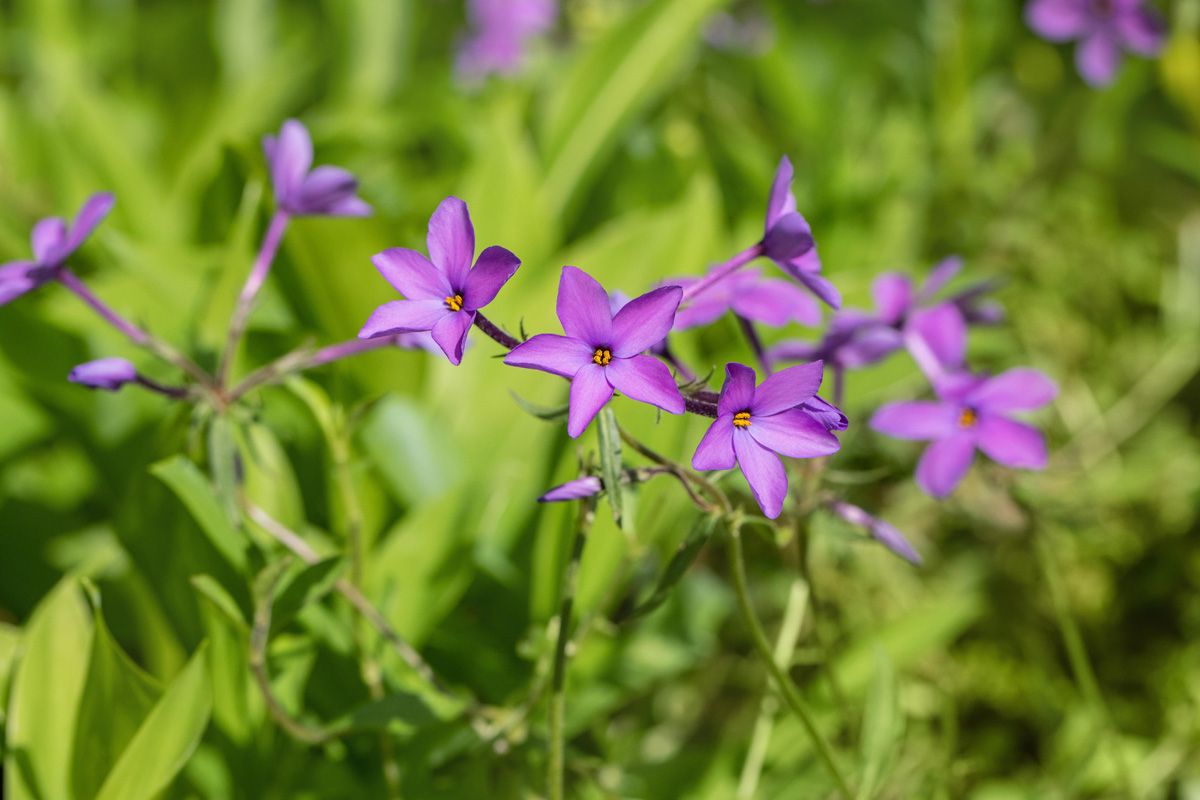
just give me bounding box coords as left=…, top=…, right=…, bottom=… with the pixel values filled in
left=856, top=648, right=901, bottom=800
left=509, top=390, right=570, bottom=422
left=208, top=415, right=240, bottom=527
left=189, top=575, right=249, bottom=633
left=193, top=579, right=262, bottom=745
left=0, top=623, right=18, bottom=712
left=94, top=643, right=213, bottom=800
left=4, top=579, right=94, bottom=800
left=596, top=407, right=624, bottom=529
left=71, top=612, right=164, bottom=800
left=623, top=514, right=719, bottom=622
left=151, top=455, right=249, bottom=572
left=271, top=556, right=347, bottom=635
left=338, top=690, right=451, bottom=737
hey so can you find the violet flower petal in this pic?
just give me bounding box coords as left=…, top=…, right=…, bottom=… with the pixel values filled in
left=323, top=196, right=372, bottom=217
left=1077, top=32, right=1121, bottom=86
left=464, top=245, right=521, bottom=311
left=906, top=304, right=967, bottom=376
left=871, top=401, right=959, bottom=440
left=747, top=409, right=841, bottom=458
left=802, top=397, right=849, bottom=432
left=605, top=354, right=684, bottom=414
left=872, top=273, right=913, bottom=325
left=976, top=415, right=1048, bottom=469
left=968, top=368, right=1058, bottom=413
left=296, top=167, right=359, bottom=214
left=431, top=310, right=475, bottom=365
left=504, top=333, right=593, bottom=378
left=31, top=218, right=68, bottom=264
left=556, top=266, right=613, bottom=347
left=372, top=248, right=452, bottom=300
left=765, top=155, right=797, bottom=231
left=269, top=120, right=313, bottom=203
left=611, top=286, right=682, bottom=357
left=829, top=501, right=922, bottom=565
left=0, top=261, right=42, bottom=306
left=426, top=197, right=476, bottom=289
left=751, top=360, right=824, bottom=416
left=1025, top=0, right=1089, bottom=40
left=763, top=212, right=815, bottom=263
left=838, top=326, right=905, bottom=368
left=733, top=431, right=788, bottom=519
left=717, top=363, right=757, bottom=416
left=540, top=476, right=603, bottom=503
left=792, top=269, right=842, bottom=310
left=693, top=416, right=736, bottom=470
left=915, top=434, right=975, bottom=498
left=920, top=255, right=963, bottom=301
left=64, top=193, right=115, bottom=253
left=567, top=363, right=615, bottom=438
left=359, top=299, right=450, bottom=338
left=1115, top=5, right=1165, bottom=55
left=731, top=279, right=822, bottom=327
left=674, top=295, right=731, bottom=330
left=69, top=357, right=138, bottom=391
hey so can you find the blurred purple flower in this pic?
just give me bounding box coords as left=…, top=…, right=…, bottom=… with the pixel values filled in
left=68, top=357, right=138, bottom=391
left=828, top=500, right=922, bottom=565
left=264, top=120, right=371, bottom=217
left=871, top=368, right=1057, bottom=498
left=1, top=193, right=114, bottom=307
left=505, top=266, right=685, bottom=437
left=1025, top=0, right=1166, bottom=86
left=360, top=197, right=521, bottom=365
left=539, top=476, right=603, bottom=503
left=667, top=266, right=822, bottom=331
left=457, top=0, right=556, bottom=78
left=692, top=362, right=841, bottom=518
left=762, top=156, right=839, bottom=308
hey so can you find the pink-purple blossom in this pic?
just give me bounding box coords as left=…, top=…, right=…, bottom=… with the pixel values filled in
left=1025, top=0, right=1166, bottom=86
left=668, top=266, right=822, bottom=331
left=68, top=357, right=138, bottom=391
left=828, top=500, right=922, bottom=565
left=359, top=197, right=521, bottom=365
left=539, top=476, right=603, bottom=503
left=264, top=120, right=371, bottom=217
left=0, top=193, right=114, bottom=307
left=457, top=0, right=556, bottom=78
left=762, top=156, right=839, bottom=309
left=692, top=362, right=842, bottom=518
left=505, top=266, right=685, bottom=437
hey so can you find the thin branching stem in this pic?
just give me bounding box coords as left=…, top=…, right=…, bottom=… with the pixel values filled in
left=219, top=210, right=290, bottom=386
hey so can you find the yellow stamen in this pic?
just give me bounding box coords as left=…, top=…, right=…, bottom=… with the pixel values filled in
left=592, top=348, right=612, bottom=366
left=444, top=294, right=464, bottom=312
left=958, top=408, right=977, bottom=428
left=733, top=411, right=752, bottom=428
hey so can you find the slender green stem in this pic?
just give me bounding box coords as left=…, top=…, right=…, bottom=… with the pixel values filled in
left=549, top=493, right=596, bottom=800
left=726, top=526, right=854, bottom=800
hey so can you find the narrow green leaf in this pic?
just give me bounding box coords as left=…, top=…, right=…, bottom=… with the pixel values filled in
left=271, top=556, right=347, bottom=635
left=151, top=455, right=248, bottom=572
left=208, top=415, right=240, bottom=526
left=856, top=648, right=901, bottom=800
left=194, top=580, right=262, bottom=745
left=0, top=623, right=19, bottom=712
left=596, top=407, right=624, bottom=528
left=623, top=515, right=719, bottom=622
left=338, top=690, right=452, bottom=737
left=188, top=575, right=250, bottom=633
left=509, top=390, right=570, bottom=422
left=4, top=579, right=94, bottom=800
left=94, top=643, right=213, bottom=800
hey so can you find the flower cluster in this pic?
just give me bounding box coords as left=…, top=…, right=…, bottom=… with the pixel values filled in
left=1025, top=0, right=1165, bottom=87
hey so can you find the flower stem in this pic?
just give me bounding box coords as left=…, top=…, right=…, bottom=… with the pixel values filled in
left=56, top=268, right=213, bottom=387
left=726, top=526, right=854, bottom=800
left=680, top=242, right=765, bottom=304
left=219, top=210, right=290, bottom=386
left=228, top=334, right=409, bottom=401
left=684, top=395, right=719, bottom=417
left=736, top=315, right=771, bottom=375
left=548, top=492, right=596, bottom=800
left=473, top=312, right=521, bottom=349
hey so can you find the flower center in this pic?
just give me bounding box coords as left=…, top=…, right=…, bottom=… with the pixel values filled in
left=958, top=408, right=977, bottom=428
left=444, top=294, right=464, bottom=312
left=733, top=410, right=752, bottom=428
left=592, top=348, right=612, bottom=366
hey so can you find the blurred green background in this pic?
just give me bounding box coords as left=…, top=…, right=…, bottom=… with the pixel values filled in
left=2, top=0, right=1200, bottom=797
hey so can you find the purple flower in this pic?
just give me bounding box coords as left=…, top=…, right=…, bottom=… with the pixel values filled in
left=504, top=266, right=685, bottom=437
left=1, top=193, right=114, bottom=307
left=68, top=357, right=138, bottom=391
left=264, top=120, right=371, bottom=217
left=667, top=266, right=822, bottom=331
left=359, top=197, right=521, bottom=365
left=539, top=476, right=603, bottom=503
left=762, top=156, right=840, bottom=309
left=1025, top=0, right=1166, bottom=87
left=692, top=362, right=842, bottom=518
left=828, top=500, right=922, bottom=565
left=871, top=368, right=1057, bottom=498
left=457, top=0, right=556, bottom=78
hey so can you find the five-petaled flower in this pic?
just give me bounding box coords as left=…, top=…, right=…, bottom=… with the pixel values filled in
left=692, top=362, right=842, bottom=518
left=761, top=156, right=840, bottom=309
left=1025, top=0, right=1166, bottom=87
left=0, top=193, right=114, bottom=307
left=264, top=120, right=371, bottom=217
left=505, top=266, right=685, bottom=437
left=871, top=368, right=1057, bottom=498
left=668, top=265, right=822, bottom=332
left=68, top=357, right=138, bottom=391
left=359, top=197, right=521, bottom=365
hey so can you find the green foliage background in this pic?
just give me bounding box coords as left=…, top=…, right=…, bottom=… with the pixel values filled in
left=1, top=0, right=1199, bottom=797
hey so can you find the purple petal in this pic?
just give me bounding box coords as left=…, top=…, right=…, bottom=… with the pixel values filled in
left=426, top=196, right=475, bottom=288
left=747, top=409, right=841, bottom=459
left=1115, top=5, right=1165, bottom=55
left=828, top=501, right=922, bottom=565
left=793, top=269, right=842, bottom=310
left=323, top=196, right=372, bottom=217
left=31, top=218, right=68, bottom=264
left=919, top=256, right=963, bottom=301
left=1025, top=0, right=1089, bottom=40
left=0, top=261, right=43, bottom=306
left=692, top=417, right=736, bottom=470
left=556, top=266, right=613, bottom=347
left=268, top=119, right=313, bottom=204
left=605, top=354, right=684, bottom=414
left=611, top=286, right=681, bottom=357
left=464, top=246, right=521, bottom=310
left=295, top=167, right=360, bottom=215
left=431, top=310, right=474, bottom=365
left=751, top=360, right=824, bottom=416
left=766, top=339, right=822, bottom=365
left=504, top=333, right=593, bottom=378
left=359, top=300, right=450, bottom=338
left=567, top=363, right=615, bottom=438
left=764, top=155, right=797, bottom=231
left=871, top=401, right=959, bottom=441
left=801, top=397, right=849, bottom=432
left=64, top=193, right=115, bottom=253
left=372, top=248, right=452, bottom=300
left=539, top=476, right=603, bottom=503
left=905, top=304, right=966, bottom=378
left=967, top=368, right=1058, bottom=413
left=717, top=363, right=758, bottom=416
left=733, top=431, right=788, bottom=519
left=1076, top=32, right=1121, bottom=87
left=68, top=357, right=138, bottom=391
left=934, top=370, right=990, bottom=404
left=838, top=326, right=905, bottom=368
left=731, top=278, right=822, bottom=327
left=674, top=295, right=731, bottom=330
left=915, top=434, right=976, bottom=498
left=976, top=415, right=1048, bottom=469
left=762, top=212, right=815, bottom=263
left=871, top=273, right=913, bottom=325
